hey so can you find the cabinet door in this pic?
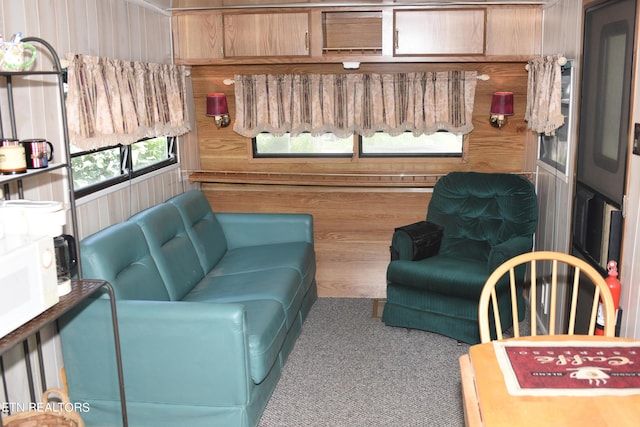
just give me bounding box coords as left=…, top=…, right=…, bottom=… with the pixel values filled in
left=394, top=9, right=485, bottom=56
left=172, top=11, right=224, bottom=62
left=223, top=12, right=310, bottom=57
left=486, top=7, right=541, bottom=56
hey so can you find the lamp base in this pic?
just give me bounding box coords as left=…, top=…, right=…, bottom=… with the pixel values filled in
left=490, top=114, right=506, bottom=128
left=214, top=114, right=231, bottom=128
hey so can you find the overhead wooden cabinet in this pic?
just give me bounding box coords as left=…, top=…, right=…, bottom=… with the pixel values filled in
left=485, top=7, right=542, bottom=56
left=171, top=5, right=541, bottom=63
left=394, top=9, right=486, bottom=56
left=172, top=11, right=224, bottom=61
left=223, top=12, right=310, bottom=57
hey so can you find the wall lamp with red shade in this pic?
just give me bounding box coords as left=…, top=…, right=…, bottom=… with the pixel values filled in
left=206, top=93, right=231, bottom=128
left=490, top=91, right=514, bottom=128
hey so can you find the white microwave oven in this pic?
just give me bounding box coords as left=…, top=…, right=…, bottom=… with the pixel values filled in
left=0, top=234, right=59, bottom=339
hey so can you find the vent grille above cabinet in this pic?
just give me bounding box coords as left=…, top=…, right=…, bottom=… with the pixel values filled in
left=322, top=11, right=382, bottom=57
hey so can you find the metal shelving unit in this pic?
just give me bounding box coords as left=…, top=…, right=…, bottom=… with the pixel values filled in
left=0, top=38, right=128, bottom=426
left=0, top=37, right=80, bottom=277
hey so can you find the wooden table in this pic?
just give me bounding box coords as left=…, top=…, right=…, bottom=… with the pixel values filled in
left=459, top=335, right=640, bottom=426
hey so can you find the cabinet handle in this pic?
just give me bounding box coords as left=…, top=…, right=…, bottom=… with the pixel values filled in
left=305, top=31, right=309, bottom=51
left=395, top=29, right=399, bottom=50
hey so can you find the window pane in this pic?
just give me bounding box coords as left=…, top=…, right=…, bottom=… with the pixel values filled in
left=254, top=133, right=353, bottom=156
left=71, top=147, right=123, bottom=190
left=360, top=132, right=463, bottom=156
left=132, top=137, right=171, bottom=170
left=597, top=29, right=626, bottom=166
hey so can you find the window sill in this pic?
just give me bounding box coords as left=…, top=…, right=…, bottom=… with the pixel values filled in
left=189, top=170, right=444, bottom=188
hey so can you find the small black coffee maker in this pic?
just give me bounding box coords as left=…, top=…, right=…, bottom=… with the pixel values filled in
left=54, top=234, right=77, bottom=296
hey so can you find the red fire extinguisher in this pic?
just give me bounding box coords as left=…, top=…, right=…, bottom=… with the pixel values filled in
left=595, top=260, right=621, bottom=335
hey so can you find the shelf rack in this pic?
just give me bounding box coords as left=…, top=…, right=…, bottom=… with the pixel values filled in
left=0, top=38, right=127, bottom=426
left=0, top=37, right=81, bottom=278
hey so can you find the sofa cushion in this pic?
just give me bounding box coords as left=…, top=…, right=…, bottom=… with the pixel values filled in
left=130, top=203, right=204, bottom=300
left=183, top=268, right=304, bottom=328
left=234, top=299, right=287, bottom=384
left=80, top=221, right=170, bottom=301
left=168, top=190, right=228, bottom=272
left=209, top=242, right=316, bottom=292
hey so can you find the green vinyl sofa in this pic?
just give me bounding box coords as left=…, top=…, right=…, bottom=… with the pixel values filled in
left=382, top=172, right=538, bottom=344
left=59, top=190, right=317, bottom=427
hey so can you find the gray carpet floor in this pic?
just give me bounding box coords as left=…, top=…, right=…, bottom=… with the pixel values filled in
left=258, top=298, right=471, bottom=427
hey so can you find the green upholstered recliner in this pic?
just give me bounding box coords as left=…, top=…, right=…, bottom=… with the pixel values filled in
left=381, top=172, right=538, bottom=344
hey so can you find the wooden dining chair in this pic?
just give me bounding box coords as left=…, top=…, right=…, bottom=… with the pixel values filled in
left=478, top=251, right=616, bottom=343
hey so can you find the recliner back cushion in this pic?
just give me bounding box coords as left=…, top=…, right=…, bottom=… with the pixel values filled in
left=168, top=190, right=228, bottom=273
left=131, top=203, right=204, bottom=301
left=80, top=221, right=170, bottom=301
left=427, top=172, right=538, bottom=260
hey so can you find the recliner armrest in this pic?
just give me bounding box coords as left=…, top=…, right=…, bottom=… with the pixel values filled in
left=391, top=228, right=417, bottom=261
left=487, top=236, right=534, bottom=273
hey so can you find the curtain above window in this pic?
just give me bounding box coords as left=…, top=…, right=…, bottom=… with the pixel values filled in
left=65, top=54, right=191, bottom=150
left=233, top=71, right=477, bottom=139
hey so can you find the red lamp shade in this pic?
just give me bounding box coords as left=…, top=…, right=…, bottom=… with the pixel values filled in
left=206, top=93, right=229, bottom=116
left=490, top=92, right=514, bottom=115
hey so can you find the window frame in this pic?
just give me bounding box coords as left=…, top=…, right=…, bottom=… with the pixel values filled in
left=71, top=136, right=177, bottom=199
left=252, top=133, right=353, bottom=159
left=251, top=131, right=468, bottom=160
left=357, top=132, right=464, bottom=158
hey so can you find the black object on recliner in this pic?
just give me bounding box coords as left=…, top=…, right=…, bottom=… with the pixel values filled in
left=390, top=221, right=444, bottom=261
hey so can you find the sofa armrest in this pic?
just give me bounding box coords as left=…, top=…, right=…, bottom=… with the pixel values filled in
left=487, top=236, right=534, bottom=273
left=60, top=299, right=252, bottom=407
left=216, top=212, right=314, bottom=249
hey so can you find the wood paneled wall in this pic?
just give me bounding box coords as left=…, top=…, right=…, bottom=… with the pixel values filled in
left=203, top=184, right=432, bottom=298
left=193, top=62, right=530, bottom=174
left=192, top=62, right=534, bottom=298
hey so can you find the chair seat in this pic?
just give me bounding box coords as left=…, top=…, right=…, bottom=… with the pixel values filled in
left=387, top=257, right=489, bottom=299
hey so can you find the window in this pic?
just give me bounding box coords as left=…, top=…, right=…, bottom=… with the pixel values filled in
left=253, top=133, right=352, bottom=158
left=253, top=131, right=463, bottom=158
left=71, top=136, right=176, bottom=197
left=360, top=131, right=463, bottom=157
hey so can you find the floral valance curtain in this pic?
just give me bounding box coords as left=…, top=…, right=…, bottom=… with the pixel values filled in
left=524, top=55, right=565, bottom=136
left=233, top=71, right=477, bottom=138
left=65, top=53, right=191, bottom=150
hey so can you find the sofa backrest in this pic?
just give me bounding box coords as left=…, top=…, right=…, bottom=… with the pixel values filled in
left=131, top=203, right=204, bottom=301
left=427, top=172, right=538, bottom=260
left=168, top=190, right=228, bottom=273
left=80, top=221, right=170, bottom=301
